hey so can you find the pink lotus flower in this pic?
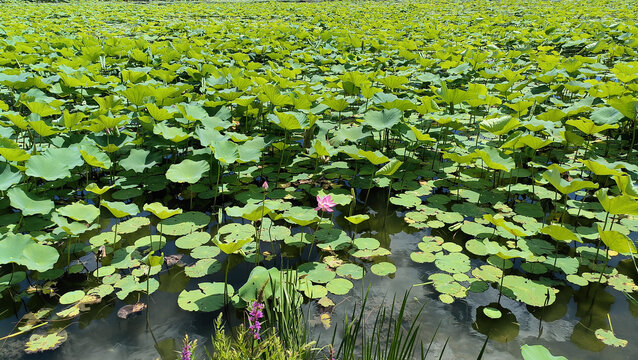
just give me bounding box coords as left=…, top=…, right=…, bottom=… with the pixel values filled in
left=315, top=195, right=336, bottom=212
left=262, top=181, right=269, bottom=190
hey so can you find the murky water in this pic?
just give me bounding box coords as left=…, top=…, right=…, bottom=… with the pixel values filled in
left=2, top=192, right=637, bottom=360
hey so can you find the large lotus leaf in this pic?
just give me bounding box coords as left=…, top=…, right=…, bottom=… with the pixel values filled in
left=8, top=187, right=54, bottom=216
left=595, top=188, right=638, bottom=215
left=116, top=217, right=150, bottom=234
left=212, top=236, right=252, bottom=255
left=226, top=202, right=270, bottom=222
left=0, top=233, right=59, bottom=272
left=237, top=139, right=264, bottom=163
left=0, top=137, right=30, bottom=161
left=297, top=262, right=336, bottom=284
left=336, top=263, right=364, bottom=280
left=283, top=206, right=320, bottom=226
left=238, top=266, right=281, bottom=303
left=479, top=116, right=521, bottom=136
left=613, top=175, right=638, bottom=198
left=268, top=111, right=308, bottom=130
left=158, top=211, right=210, bottom=236
left=326, top=278, right=353, bottom=295
left=120, top=149, right=160, bottom=173
left=475, top=147, right=514, bottom=172
left=358, top=149, right=389, bottom=165
left=540, top=225, right=582, bottom=243
left=501, top=275, right=557, bottom=307
left=57, top=202, right=100, bottom=223
left=80, top=146, right=112, bottom=169
left=363, top=109, right=402, bottom=130
left=542, top=169, right=598, bottom=195
left=435, top=253, right=471, bottom=273
left=376, top=158, right=403, bottom=176
left=0, top=163, right=22, bottom=191
left=579, top=158, right=624, bottom=176
left=598, top=225, right=637, bottom=254
left=101, top=200, right=139, bottom=218
left=566, top=118, right=618, bottom=135
left=166, top=159, right=209, bottom=184
left=176, top=232, right=211, bottom=249
left=143, top=202, right=182, bottom=220
left=153, top=121, right=189, bottom=142
left=210, top=140, right=239, bottom=165
left=184, top=258, right=221, bottom=278
left=25, top=154, right=71, bottom=181
left=370, top=262, right=397, bottom=276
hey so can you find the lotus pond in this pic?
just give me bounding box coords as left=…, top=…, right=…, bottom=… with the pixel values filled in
left=1, top=0, right=638, bottom=359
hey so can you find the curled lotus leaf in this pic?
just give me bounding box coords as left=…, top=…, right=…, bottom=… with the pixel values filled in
left=101, top=200, right=139, bottom=218
left=143, top=202, right=183, bottom=220
left=7, top=187, right=54, bottom=216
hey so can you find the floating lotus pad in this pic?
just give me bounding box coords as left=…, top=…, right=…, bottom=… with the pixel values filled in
left=158, top=211, right=210, bottom=236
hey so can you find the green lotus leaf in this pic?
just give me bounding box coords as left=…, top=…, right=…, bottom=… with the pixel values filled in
left=358, top=149, right=389, bottom=165
left=178, top=282, right=233, bottom=312
left=370, top=262, right=396, bottom=276
left=57, top=202, right=100, bottom=223
left=501, top=275, right=557, bottom=307
left=475, top=147, right=514, bottom=172
left=8, top=187, right=54, bottom=216
left=101, top=200, right=139, bottom=218
left=176, top=232, right=211, bottom=249
left=540, top=225, right=582, bottom=243
left=344, top=214, right=370, bottom=224
left=542, top=169, right=598, bottom=195
left=191, top=245, right=221, bottom=259
left=143, top=202, right=183, bottom=220
left=184, top=258, right=221, bottom=278
left=0, top=137, right=30, bottom=161
left=364, top=109, right=402, bottom=131
left=226, top=202, right=270, bottom=222
left=483, top=306, right=502, bottom=319
left=80, top=146, right=112, bottom=169
left=166, top=159, right=209, bottom=184
left=596, top=188, right=638, bottom=215
left=579, top=158, right=624, bottom=176
left=298, top=262, right=336, bottom=284
left=0, top=233, right=59, bottom=272
left=59, top=290, right=85, bottom=305
left=212, top=235, right=252, bottom=255
left=282, top=206, right=320, bottom=226
left=326, top=278, right=353, bottom=296
left=268, top=111, right=308, bottom=130
left=480, top=116, right=521, bottom=136
left=153, top=121, right=189, bottom=142
left=597, top=225, right=637, bottom=254
left=85, top=183, right=114, bottom=195
left=238, top=266, right=281, bottom=303
left=0, top=163, right=22, bottom=191
left=520, top=345, right=567, bottom=360
left=435, top=253, right=471, bottom=273
left=390, top=193, right=421, bottom=208
left=566, top=118, right=618, bottom=135
left=25, top=154, right=70, bottom=181
left=120, top=149, right=160, bottom=173
left=159, top=211, right=210, bottom=236
left=335, top=263, right=364, bottom=280
left=353, top=237, right=380, bottom=250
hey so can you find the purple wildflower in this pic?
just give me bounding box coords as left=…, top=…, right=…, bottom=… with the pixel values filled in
left=248, top=301, right=264, bottom=340
left=180, top=334, right=197, bottom=360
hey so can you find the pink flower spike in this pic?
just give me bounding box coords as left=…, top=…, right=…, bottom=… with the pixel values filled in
left=262, top=181, right=269, bottom=190
left=314, top=195, right=337, bottom=212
